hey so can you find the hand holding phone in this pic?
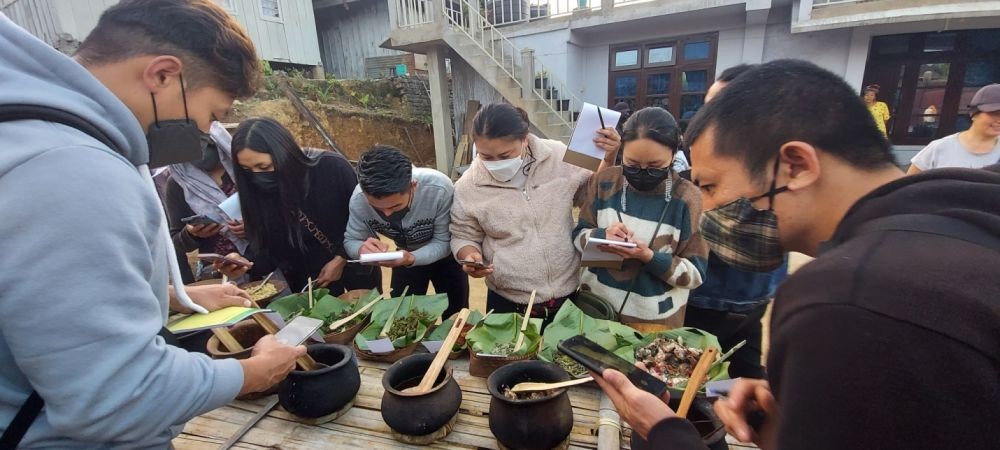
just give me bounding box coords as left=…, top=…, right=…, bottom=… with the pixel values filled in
left=558, top=335, right=667, bottom=397
left=181, top=214, right=219, bottom=226
left=198, top=253, right=252, bottom=269
left=457, top=259, right=491, bottom=270
left=274, top=316, right=324, bottom=346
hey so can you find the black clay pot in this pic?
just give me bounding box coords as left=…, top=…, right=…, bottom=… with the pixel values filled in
left=631, top=396, right=727, bottom=450
left=488, top=361, right=574, bottom=450
left=381, top=353, right=462, bottom=437
left=278, top=344, right=360, bottom=419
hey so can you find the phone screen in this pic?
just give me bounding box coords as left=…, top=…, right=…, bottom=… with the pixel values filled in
left=275, top=316, right=324, bottom=346
left=558, top=335, right=667, bottom=397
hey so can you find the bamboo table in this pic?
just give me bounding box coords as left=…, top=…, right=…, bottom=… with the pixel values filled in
left=173, top=358, right=627, bottom=450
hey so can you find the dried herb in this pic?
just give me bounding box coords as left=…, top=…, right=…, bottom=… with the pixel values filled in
left=502, top=386, right=555, bottom=401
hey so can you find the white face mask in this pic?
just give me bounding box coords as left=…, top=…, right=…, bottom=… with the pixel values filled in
left=482, top=154, right=524, bottom=182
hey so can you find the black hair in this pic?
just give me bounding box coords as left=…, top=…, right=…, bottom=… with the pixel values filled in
left=231, top=117, right=317, bottom=252
left=472, top=103, right=536, bottom=175
left=358, top=145, right=413, bottom=198
left=622, top=107, right=682, bottom=157
left=717, top=64, right=758, bottom=83
left=76, top=0, right=260, bottom=98
left=686, top=59, right=895, bottom=180
left=472, top=103, right=530, bottom=140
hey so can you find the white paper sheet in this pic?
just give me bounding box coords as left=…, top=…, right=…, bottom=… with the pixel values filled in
left=422, top=341, right=444, bottom=353
left=364, top=337, right=396, bottom=354
left=350, top=251, right=404, bottom=264
left=218, top=193, right=242, bottom=221
left=565, top=103, right=622, bottom=170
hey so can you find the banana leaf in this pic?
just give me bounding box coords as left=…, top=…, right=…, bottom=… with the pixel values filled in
left=354, top=293, right=448, bottom=350
left=539, top=301, right=644, bottom=377
left=427, top=310, right=485, bottom=351
left=267, top=288, right=331, bottom=320
left=465, top=313, right=543, bottom=357
left=322, top=289, right=383, bottom=333
left=625, top=327, right=731, bottom=393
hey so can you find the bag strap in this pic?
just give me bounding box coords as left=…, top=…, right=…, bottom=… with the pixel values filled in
left=821, top=213, right=1000, bottom=254
left=617, top=180, right=676, bottom=317
left=297, top=210, right=341, bottom=256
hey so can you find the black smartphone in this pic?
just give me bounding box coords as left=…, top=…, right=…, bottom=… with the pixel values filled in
left=558, top=335, right=667, bottom=397
left=197, top=253, right=252, bottom=269
left=181, top=214, right=219, bottom=226
left=457, top=259, right=491, bottom=270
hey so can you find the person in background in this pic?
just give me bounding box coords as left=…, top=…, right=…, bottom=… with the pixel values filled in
left=164, top=121, right=249, bottom=283
left=908, top=83, right=1000, bottom=174
left=0, top=2, right=304, bottom=446
left=863, top=84, right=891, bottom=137
left=573, top=107, right=707, bottom=330
left=594, top=59, right=999, bottom=450
left=344, top=145, right=469, bottom=318
left=217, top=117, right=381, bottom=294
left=684, top=63, right=786, bottom=379
left=450, top=103, right=620, bottom=322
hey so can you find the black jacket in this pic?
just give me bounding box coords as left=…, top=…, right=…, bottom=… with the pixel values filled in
left=648, top=165, right=1000, bottom=449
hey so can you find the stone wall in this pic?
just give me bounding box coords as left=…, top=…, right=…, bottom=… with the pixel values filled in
left=393, top=75, right=434, bottom=120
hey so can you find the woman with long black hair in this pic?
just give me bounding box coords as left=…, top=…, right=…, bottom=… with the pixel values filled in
left=217, top=117, right=380, bottom=293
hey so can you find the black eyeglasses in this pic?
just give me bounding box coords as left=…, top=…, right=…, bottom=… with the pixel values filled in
left=623, top=165, right=670, bottom=178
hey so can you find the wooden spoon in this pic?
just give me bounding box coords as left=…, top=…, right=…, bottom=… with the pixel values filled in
left=403, top=308, right=471, bottom=394
left=676, top=347, right=718, bottom=418
left=510, top=376, right=593, bottom=393
left=513, top=290, right=537, bottom=352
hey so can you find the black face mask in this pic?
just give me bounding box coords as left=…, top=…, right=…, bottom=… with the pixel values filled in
left=376, top=191, right=413, bottom=225
left=623, top=165, right=672, bottom=191
left=249, top=171, right=279, bottom=193
left=191, top=136, right=220, bottom=172
left=146, top=74, right=203, bottom=168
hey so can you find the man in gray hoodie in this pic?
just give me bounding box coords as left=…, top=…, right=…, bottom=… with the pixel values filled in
left=0, top=1, right=304, bottom=447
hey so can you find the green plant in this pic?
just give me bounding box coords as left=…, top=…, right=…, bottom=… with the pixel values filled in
left=261, top=59, right=273, bottom=76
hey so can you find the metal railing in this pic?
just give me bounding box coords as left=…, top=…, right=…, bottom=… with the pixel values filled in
left=444, top=0, right=583, bottom=131
left=396, top=0, right=436, bottom=28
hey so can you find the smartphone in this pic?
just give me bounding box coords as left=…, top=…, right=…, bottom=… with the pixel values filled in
left=275, top=316, right=324, bottom=346
left=558, top=335, right=667, bottom=397
left=197, top=253, right=252, bottom=269
left=181, top=214, right=219, bottom=226
left=458, top=259, right=491, bottom=270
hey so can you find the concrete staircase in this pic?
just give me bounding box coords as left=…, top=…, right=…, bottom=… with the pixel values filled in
left=441, top=0, right=580, bottom=142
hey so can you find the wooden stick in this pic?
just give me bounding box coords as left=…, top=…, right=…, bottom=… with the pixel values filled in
left=212, top=328, right=244, bottom=352
left=251, top=313, right=318, bottom=371
left=327, top=293, right=385, bottom=331
left=676, top=347, right=718, bottom=418
left=510, top=376, right=593, bottom=393
left=513, top=290, right=536, bottom=352
left=219, top=396, right=279, bottom=450
left=379, top=287, right=408, bottom=338
left=406, top=309, right=470, bottom=394
left=307, top=277, right=314, bottom=310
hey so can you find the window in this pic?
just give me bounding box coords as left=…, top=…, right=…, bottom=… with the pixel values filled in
left=613, top=48, right=640, bottom=70
left=646, top=45, right=675, bottom=67
left=217, top=0, right=237, bottom=11
left=862, top=29, right=1000, bottom=145
left=608, top=34, right=716, bottom=120
left=261, top=0, right=280, bottom=19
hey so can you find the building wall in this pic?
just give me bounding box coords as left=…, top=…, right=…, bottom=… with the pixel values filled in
left=316, top=0, right=406, bottom=79
left=1, top=0, right=321, bottom=66
left=450, top=52, right=504, bottom=138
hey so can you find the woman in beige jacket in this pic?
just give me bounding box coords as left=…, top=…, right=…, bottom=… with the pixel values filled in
left=450, top=103, right=619, bottom=322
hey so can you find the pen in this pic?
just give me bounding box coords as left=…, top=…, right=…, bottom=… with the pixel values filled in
left=596, top=105, right=606, bottom=130
left=615, top=209, right=629, bottom=243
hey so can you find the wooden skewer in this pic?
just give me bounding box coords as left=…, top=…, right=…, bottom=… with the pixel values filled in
left=379, top=287, right=408, bottom=338
left=327, top=293, right=385, bottom=331
left=211, top=328, right=244, bottom=352
left=307, top=277, right=314, bottom=310
left=404, top=308, right=471, bottom=394
left=676, top=347, right=719, bottom=418
left=513, top=290, right=536, bottom=352
left=510, top=376, right=594, bottom=393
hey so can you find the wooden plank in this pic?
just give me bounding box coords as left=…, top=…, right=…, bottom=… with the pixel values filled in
left=176, top=357, right=620, bottom=450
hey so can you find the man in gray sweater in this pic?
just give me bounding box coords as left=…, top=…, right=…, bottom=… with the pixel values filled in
left=344, top=145, right=469, bottom=317
left=0, top=2, right=303, bottom=447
